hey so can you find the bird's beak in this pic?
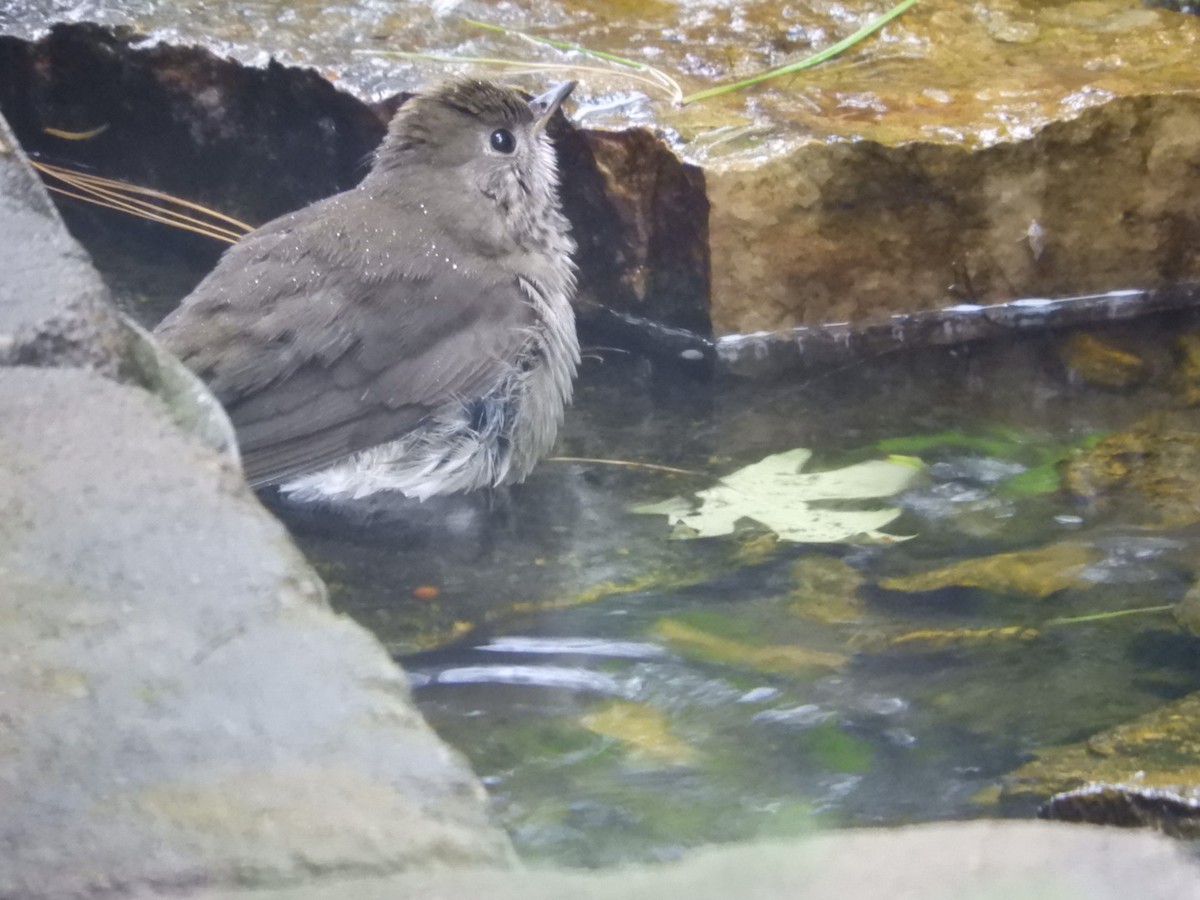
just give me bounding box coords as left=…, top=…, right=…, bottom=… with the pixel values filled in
left=529, top=81, right=576, bottom=135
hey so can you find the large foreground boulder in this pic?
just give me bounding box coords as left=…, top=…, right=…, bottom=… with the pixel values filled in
left=0, top=108, right=510, bottom=897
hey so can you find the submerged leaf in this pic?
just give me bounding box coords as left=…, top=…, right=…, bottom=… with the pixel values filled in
left=581, top=701, right=696, bottom=765
left=655, top=618, right=848, bottom=675
left=886, top=626, right=1041, bottom=652
left=1060, top=332, right=1149, bottom=390
left=879, top=542, right=1101, bottom=598
left=633, top=449, right=921, bottom=543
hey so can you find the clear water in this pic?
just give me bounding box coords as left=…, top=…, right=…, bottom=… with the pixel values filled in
left=267, top=315, right=1200, bottom=867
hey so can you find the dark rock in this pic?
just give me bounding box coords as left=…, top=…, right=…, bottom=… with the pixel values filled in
left=558, top=125, right=710, bottom=337
left=1041, top=785, right=1200, bottom=839
left=0, top=24, right=712, bottom=344
left=0, top=22, right=389, bottom=235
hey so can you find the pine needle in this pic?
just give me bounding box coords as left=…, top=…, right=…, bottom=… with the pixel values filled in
left=32, top=160, right=253, bottom=243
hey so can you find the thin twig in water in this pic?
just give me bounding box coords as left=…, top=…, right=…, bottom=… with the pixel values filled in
left=549, top=456, right=705, bottom=477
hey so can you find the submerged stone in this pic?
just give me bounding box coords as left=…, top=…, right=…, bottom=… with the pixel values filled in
left=1174, top=580, right=1200, bottom=637
left=883, top=625, right=1041, bottom=654
left=1172, top=333, right=1200, bottom=406
left=788, top=554, right=866, bottom=625
left=1004, top=689, right=1200, bottom=837
left=1063, top=415, right=1200, bottom=526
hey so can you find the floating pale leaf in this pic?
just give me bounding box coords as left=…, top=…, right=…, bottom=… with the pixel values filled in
left=634, top=449, right=921, bottom=543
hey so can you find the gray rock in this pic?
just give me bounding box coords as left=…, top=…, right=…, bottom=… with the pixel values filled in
left=0, top=366, right=512, bottom=898
left=0, top=110, right=127, bottom=374
left=0, top=110, right=238, bottom=457
left=0, top=105, right=510, bottom=897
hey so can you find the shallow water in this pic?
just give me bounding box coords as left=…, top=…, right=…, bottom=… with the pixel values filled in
left=266, top=313, right=1200, bottom=866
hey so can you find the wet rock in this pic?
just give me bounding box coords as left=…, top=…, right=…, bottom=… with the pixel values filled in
left=0, top=368, right=512, bottom=897
left=1041, top=785, right=1200, bottom=839
left=6, top=1, right=1200, bottom=348
left=654, top=616, right=848, bottom=676
left=878, top=625, right=1041, bottom=655
left=557, top=125, right=711, bottom=337
left=788, top=554, right=866, bottom=625
left=1060, top=333, right=1150, bottom=390
left=0, top=22, right=390, bottom=246
left=714, top=287, right=1200, bottom=379
left=705, top=91, right=1200, bottom=334
left=580, top=700, right=696, bottom=766
left=1004, top=689, right=1200, bottom=834
left=0, top=104, right=236, bottom=455
left=685, top=0, right=1200, bottom=334
left=0, top=104, right=510, bottom=895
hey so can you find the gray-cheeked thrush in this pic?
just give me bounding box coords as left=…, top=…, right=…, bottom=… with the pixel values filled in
left=155, top=79, right=579, bottom=501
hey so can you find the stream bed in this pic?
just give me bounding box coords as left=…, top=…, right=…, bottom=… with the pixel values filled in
left=267, top=311, right=1200, bottom=866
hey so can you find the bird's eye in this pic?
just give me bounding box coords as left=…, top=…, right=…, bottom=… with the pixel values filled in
left=489, top=128, right=516, bottom=154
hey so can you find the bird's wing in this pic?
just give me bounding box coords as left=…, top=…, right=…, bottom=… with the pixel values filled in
left=156, top=200, right=537, bottom=486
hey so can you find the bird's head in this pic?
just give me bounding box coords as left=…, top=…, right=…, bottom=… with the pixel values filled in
left=369, top=79, right=575, bottom=249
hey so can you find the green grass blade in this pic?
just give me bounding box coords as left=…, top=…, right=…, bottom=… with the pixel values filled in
left=681, top=0, right=920, bottom=105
